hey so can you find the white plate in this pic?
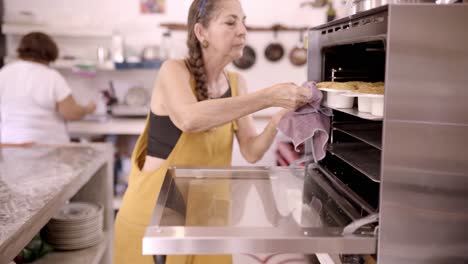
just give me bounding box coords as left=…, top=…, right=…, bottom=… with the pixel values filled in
left=45, top=232, right=102, bottom=243
left=52, top=202, right=101, bottom=222
left=44, top=225, right=103, bottom=238
left=48, top=233, right=104, bottom=251
left=49, top=213, right=102, bottom=224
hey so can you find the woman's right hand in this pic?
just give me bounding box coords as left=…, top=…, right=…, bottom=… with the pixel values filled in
left=85, top=101, right=97, bottom=115
left=266, top=83, right=312, bottom=110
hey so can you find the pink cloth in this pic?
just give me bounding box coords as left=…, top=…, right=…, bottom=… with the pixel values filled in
left=277, top=82, right=331, bottom=162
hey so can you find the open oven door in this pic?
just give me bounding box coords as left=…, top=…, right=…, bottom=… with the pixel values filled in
left=142, top=166, right=377, bottom=257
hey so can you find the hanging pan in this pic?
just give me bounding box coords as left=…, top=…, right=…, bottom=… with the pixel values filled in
left=289, top=30, right=308, bottom=66
left=233, top=45, right=256, bottom=70
left=264, top=26, right=284, bottom=62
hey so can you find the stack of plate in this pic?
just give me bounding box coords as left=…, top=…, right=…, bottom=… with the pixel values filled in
left=44, top=202, right=103, bottom=250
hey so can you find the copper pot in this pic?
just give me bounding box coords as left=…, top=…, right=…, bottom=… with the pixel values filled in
left=289, top=31, right=307, bottom=66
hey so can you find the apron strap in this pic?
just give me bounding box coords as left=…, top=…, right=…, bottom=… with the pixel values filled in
left=227, top=71, right=239, bottom=131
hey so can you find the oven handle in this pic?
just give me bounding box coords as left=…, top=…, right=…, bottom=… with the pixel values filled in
left=288, top=155, right=317, bottom=180
left=342, top=213, right=379, bottom=235
left=289, top=155, right=316, bottom=168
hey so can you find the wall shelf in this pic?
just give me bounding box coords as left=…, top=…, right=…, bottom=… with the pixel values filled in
left=4, top=57, right=163, bottom=71
left=4, top=56, right=115, bottom=71
left=160, top=23, right=308, bottom=32
left=54, top=60, right=115, bottom=71
left=114, top=60, right=163, bottom=70
left=1, top=23, right=113, bottom=38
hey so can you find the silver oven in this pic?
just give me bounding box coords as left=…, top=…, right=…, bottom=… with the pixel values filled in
left=308, top=4, right=468, bottom=264
left=143, top=4, right=468, bottom=264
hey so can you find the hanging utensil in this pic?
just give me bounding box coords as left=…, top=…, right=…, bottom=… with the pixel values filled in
left=233, top=45, right=256, bottom=70
left=289, top=30, right=308, bottom=66
left=300, top=0, right=328, bottom=8
left=264, top=26, right=285, bottom=62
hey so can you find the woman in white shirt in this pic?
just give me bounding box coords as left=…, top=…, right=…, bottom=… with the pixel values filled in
left=0, top=32, right=96, bottom=144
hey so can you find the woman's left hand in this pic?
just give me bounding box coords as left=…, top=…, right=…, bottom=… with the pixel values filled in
left=271, top=108, right=291, bottom=127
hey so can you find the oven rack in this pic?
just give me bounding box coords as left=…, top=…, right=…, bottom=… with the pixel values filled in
left=333, top=123, right=382, bottom=150
left=314, top=164, right=376, bottom=216
left=327, top=142, right=381, bottom=183
left=328, top=107, right=383, bottom=121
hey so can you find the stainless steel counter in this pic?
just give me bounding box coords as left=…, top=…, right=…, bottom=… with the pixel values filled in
left=67, top=115, right=273, bottom=137
left=68, top=117, right=146, bottom=136
left=0, top=144, right=114, bottom=264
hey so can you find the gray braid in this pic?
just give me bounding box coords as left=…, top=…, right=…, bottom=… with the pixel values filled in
left=186, top=0, right=221, bottom=101
left=186, top=34, right=209, bottom=101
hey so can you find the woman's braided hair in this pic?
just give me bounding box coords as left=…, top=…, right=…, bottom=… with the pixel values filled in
left=186, top=0, right=221, bottom=101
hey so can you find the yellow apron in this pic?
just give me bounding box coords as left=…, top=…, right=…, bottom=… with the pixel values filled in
left=114, top=72, right=238, bottom=264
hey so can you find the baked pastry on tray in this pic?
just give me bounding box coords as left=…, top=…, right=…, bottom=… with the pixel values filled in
left=316, top=82, right=334, bottom=88
left=357, top=82, right=385, bottom=94
left=317, top=81, right=356, bottom=90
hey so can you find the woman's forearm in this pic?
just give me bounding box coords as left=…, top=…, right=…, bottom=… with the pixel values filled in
left=242, top=120, right=278, bottom=163
left=179, top=89, right=270, bottom=132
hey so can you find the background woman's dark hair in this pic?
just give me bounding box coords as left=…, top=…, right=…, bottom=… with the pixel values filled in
left=17, top=32, right=59, bottom=63
left=186, top=0, right=222, bottom=101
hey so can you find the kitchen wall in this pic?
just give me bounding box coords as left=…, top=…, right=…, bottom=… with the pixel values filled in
left=3, top=0, right=342, bottom=165
left=3, top=0, right=333, bottom=103
left=4, top=0, right=333, bottom=28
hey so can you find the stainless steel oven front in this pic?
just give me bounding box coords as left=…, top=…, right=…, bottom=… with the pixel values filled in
left=308, top=3, right=468, bottom=264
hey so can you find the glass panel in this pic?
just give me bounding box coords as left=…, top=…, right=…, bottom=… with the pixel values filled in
left=159, top=167, right=327, bottom=229
left=144, top=166, right=376, bottom=255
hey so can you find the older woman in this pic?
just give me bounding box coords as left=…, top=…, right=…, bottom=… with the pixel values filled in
left=0, top=32, right=95, bottom=144
left=114, top=0, right=313, bottom=263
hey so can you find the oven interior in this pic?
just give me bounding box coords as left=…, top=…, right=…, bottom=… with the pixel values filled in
left=322, top=41, right=386, bottom=83
left=306, top=39, right=386, bottom=232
